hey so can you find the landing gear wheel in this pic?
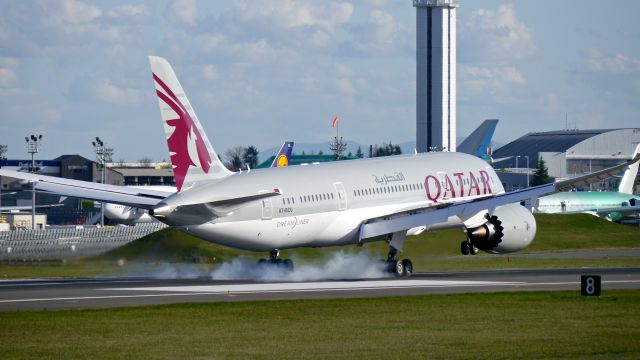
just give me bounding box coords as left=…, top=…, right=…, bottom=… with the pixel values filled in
left=401, top=259, right=413, bottom=277
left=460, top=241, right=470, bottom=255
left=391, top=259, right=404, bottom=277
left=283, top=259, right=294, bottom=271
left=469, top=244, right=479, bottom=255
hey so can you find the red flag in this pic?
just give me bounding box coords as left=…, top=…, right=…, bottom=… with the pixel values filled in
left=332, top=116, right=339, bottom=127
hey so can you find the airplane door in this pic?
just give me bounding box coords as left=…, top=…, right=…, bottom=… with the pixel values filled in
left=333, top=182, right=347, bottom=211
left=261, top=198, right=272, bottom=220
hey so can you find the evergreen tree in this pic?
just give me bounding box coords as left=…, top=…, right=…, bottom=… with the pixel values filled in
left=242, top=146, right=259, bottom=169
left=531, top=159, right=552, bottom=186
left=355, top=146, right=364, bottom=158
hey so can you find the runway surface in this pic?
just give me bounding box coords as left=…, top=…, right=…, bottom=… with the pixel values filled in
left=1, top=267, right=639, bottom=311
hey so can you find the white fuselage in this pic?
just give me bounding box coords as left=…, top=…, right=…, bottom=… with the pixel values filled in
left=159, top=152, right=505, bottom=252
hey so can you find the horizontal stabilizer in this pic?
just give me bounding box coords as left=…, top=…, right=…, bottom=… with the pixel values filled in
left=0, top=169, right=170, bottom=209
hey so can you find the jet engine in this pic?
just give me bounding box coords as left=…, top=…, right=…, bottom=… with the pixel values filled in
left=466, top=203, right=536, bottom=254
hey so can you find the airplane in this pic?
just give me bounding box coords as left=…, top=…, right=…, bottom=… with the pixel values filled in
left=534, top=144, right=640, bottom=222
left=1, top=56, right=638, bottom=276
left=102, top=141, right=295, bottom=224
left=457, top=119, right=498, bottom=162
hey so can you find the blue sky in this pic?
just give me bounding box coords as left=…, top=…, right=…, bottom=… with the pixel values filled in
left=0, top=0, right=638, bottom=162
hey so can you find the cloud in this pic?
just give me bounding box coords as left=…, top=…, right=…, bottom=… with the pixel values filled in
left=234, top=0, right=353, bottom=30
left=336, top=78, right=355, bottom=95
left=93, top=79, right=140, bottom=106
left=585, top=48, right=640, bottom=75
left=202, top=64, right=219, bottom=81
left=165, top=0, right=198, bottom=26
left=460, top=65, right=526, bottom=96
left=462, top=4, right=534, bottom=62
left=0, top=68, right=16, bottom=87
left=349, top=9, right=411, bottom=55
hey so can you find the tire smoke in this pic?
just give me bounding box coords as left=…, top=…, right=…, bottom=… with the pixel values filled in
left=211, top=251, right=391, bottom=281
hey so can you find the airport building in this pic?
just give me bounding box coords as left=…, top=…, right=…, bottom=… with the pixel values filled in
left=414, top=0, right=457, bottom=153
left=493, top=128, right=640, bottom=192
left=107, top=162, right=175, bottom=186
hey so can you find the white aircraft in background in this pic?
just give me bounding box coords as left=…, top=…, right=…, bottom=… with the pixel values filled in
left=1, top=56, right=638, bottom=276
left=534, top=145, right=640, bottom=221
left=101, top=141, right=295, bottom=225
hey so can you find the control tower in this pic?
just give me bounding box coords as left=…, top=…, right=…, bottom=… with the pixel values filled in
left=414, top=0, right=457, bottom=152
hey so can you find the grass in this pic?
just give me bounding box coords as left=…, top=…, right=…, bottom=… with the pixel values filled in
left=1, top=290, right=640, bottom=359
left=0, top=214, right=638, bottom=279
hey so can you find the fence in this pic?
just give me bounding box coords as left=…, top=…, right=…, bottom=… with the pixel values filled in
left=0, top=223, right=167, bottom=260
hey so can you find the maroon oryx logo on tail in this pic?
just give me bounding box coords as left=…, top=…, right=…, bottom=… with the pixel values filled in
left=153, top=73, right=212, bottom=191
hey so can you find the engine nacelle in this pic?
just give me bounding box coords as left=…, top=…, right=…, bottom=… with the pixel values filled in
left=467, top=203, right=536, bottom=254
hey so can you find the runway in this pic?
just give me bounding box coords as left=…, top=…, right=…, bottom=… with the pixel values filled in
left=1, top=267, right=639, bottom=312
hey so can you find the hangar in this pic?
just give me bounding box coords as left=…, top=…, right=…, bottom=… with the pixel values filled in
left=492, top=128, right=640, bottom=192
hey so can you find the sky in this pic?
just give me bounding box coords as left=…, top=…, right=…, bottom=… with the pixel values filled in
left=0, top=0, right=639, bottom=162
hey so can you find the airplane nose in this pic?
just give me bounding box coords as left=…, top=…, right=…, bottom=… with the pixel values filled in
left=149, top=202, right=173, bottom=219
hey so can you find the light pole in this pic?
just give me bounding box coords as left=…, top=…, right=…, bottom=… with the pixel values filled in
left=25, top=135, right=43, bottom=229
left=525, top=155, right=530, bottom=188
left=92, top=137, right=113, bottom=226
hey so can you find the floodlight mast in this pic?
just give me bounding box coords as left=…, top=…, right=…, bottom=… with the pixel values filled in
left=92, top=137, right=114, bottom=226
left=25, top=134, right=43, bottom=229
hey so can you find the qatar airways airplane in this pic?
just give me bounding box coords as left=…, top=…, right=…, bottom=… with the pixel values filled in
left=1, top=56, right=638, bottom=276
left=102, top=141, right=294, bottom=224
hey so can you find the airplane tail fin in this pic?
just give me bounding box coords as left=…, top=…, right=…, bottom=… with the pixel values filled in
left=618, top=144, right=640, bottom=194
left=149, top=56, right=232, bottom=192
left=457, top=119, right=499, bottom=157
left=270, top=141, right=294, bottom=168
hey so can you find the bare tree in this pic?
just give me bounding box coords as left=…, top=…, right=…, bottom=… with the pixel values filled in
left=138, top=157, right=153, bottom=166
left=224, top=146, right=244, bottom=171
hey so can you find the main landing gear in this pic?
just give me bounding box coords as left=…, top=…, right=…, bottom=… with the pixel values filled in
left=258, top=249, right=294, bottom=271
left=384, top=231, right=412, bottom=277
left=385, top=246, right=413, bottom=277
left=460, top=240, right=478, bottom=256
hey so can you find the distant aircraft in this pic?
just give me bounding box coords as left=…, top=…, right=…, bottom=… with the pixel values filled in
left=102, top=141, right=294, bottom=225
left=534, top=144, right=640, bottom=221
left=457, top=119, right=498, bottom=160
left=1, top=56, right=638, bottom=276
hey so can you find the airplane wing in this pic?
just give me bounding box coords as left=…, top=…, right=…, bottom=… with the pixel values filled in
left=359, top=153, right=640, bottom=240
left=0, top=169, right=169, bottom=209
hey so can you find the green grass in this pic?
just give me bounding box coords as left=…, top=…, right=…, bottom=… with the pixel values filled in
left=1, top=290, right=640, bottom=359
left=0, top=214, right=638, bottom=279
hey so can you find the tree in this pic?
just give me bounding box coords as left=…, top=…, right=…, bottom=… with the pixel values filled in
left=531, top=159, right=552, bottom=186
left=243, top=146, right=259, bottom=170
left=0, top=144, right=7, bottom=160
left=355, top=146, right=364, bottom=159
left=224, top=146, right=244, bottom=171
left=138, top=157, right=153, bottom=166
left=372, top=142, right=402, bottom=157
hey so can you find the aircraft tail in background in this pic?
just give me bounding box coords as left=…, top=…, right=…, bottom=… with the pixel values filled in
left=270, top=141, right=294, bottom=168
left=618, top=143, right=640, bottom=194
left=457, top=119, right=499, bottom=157
left=149, top=56, right=232, bottom=192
